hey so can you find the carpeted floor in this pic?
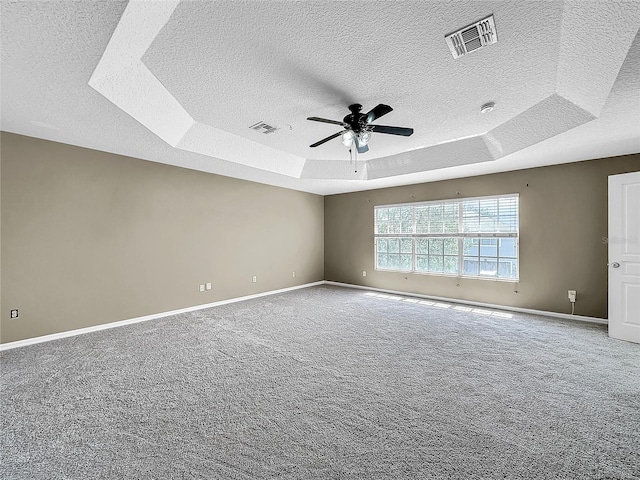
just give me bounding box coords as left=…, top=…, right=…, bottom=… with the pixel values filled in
left=1, top=285, right=639, bottom=479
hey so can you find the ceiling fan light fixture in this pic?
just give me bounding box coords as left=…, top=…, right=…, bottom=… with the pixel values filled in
left=359, top=131, right=372, bottom=145
left=342, top=130, right=355, bottom=147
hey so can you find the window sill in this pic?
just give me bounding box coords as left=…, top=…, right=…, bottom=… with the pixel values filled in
left=374, top=268, right=519, bottom=283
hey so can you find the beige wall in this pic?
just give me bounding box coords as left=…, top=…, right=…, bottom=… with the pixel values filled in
left=325, top=154, right=640, bottom=319
left=2, top=131, right=637, bottom=343
left=1, top=132, right=324, bottom=343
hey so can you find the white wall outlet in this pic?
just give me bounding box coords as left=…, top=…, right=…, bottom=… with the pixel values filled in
left=199, top=284, right=205, bottom=292
left=362, top=271, right=367, bottom=277
left=206, top=283, right=212, bottom=290
left=568, top=290, right=577, bottom=302
left=292, top=271, right=296, bottom=278
left=10, top=309, right=19, bottom=319
left=252, top=275, right=257, bottom=283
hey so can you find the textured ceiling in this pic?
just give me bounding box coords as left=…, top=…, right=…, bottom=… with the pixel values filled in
left=1, top=1, right=639, bottom=195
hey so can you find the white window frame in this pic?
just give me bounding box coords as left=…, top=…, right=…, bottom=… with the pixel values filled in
left=374, top=194, right=519, bottom=281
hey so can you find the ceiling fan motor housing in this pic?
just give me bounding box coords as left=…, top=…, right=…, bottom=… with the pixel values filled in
left=344, top=104, right=366, bottom=132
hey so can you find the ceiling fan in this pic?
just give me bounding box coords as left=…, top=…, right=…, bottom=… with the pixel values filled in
left=307, top=103, right=414, bottom=154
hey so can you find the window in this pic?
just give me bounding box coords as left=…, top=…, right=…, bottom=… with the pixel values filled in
left=375, top=195, right=519, bottom=280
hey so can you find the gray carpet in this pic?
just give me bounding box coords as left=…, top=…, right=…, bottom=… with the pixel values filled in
left=1, top=285, right=639, bottom=479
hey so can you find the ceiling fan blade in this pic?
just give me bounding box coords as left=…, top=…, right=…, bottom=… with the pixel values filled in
left=307, top=116, right=347, bottom=126
left=365, top=104, right=393, bottom=123
left=371, top=125, right=414, bottom=136
left=310, top=130, right=346, bottom=148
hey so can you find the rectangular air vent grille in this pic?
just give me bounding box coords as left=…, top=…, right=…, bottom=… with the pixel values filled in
left=445, top=15, right=497, bottom=59
left=249, top=121, right=279, bottom=134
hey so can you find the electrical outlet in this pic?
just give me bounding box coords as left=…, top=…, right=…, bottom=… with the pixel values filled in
left=252, top=276, right=257, bottom=283
left=292, top=271, right=296, bottom=278
left=362, top=271, right=367, bottom=277
left=206, top=283, right=212, bottom=290
left=10, top=309, right=19, bottom=319
left=199, top=284, right=205, bottom=292
left=568, top=290, right=576, bottom=302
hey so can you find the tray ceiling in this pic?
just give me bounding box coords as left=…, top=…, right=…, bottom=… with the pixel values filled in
left=2, top=1, right=639, bottom=195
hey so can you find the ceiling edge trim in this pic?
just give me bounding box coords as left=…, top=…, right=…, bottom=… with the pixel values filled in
left=88, top=0, right=306, bottom=178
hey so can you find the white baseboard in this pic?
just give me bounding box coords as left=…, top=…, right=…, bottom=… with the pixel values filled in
left=0, top=281, right=324, bottom=352
left=1, top=279, right=607, bottom=351
left=323, top=281, right=608, bottom=325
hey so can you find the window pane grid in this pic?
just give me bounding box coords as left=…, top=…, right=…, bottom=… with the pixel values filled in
left=376, top=232, right=517, bottom=238
left=375, top=195, right=518, bottom=280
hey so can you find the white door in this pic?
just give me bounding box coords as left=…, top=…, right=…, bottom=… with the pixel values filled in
left=608, top=171, right=640, bottom=344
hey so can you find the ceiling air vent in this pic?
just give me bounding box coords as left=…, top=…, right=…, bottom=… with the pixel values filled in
left=445, top=15, right=497, bottom=59
left=249, top=121, right=279, bottom=134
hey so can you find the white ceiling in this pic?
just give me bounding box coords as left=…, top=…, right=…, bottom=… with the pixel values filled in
left=1, top=1, right=639, bottom=195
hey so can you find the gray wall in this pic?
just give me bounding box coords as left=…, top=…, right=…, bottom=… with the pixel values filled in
left=324, top=155, right=640, bottom=319
left=1, top=132, right=324, bottom=343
